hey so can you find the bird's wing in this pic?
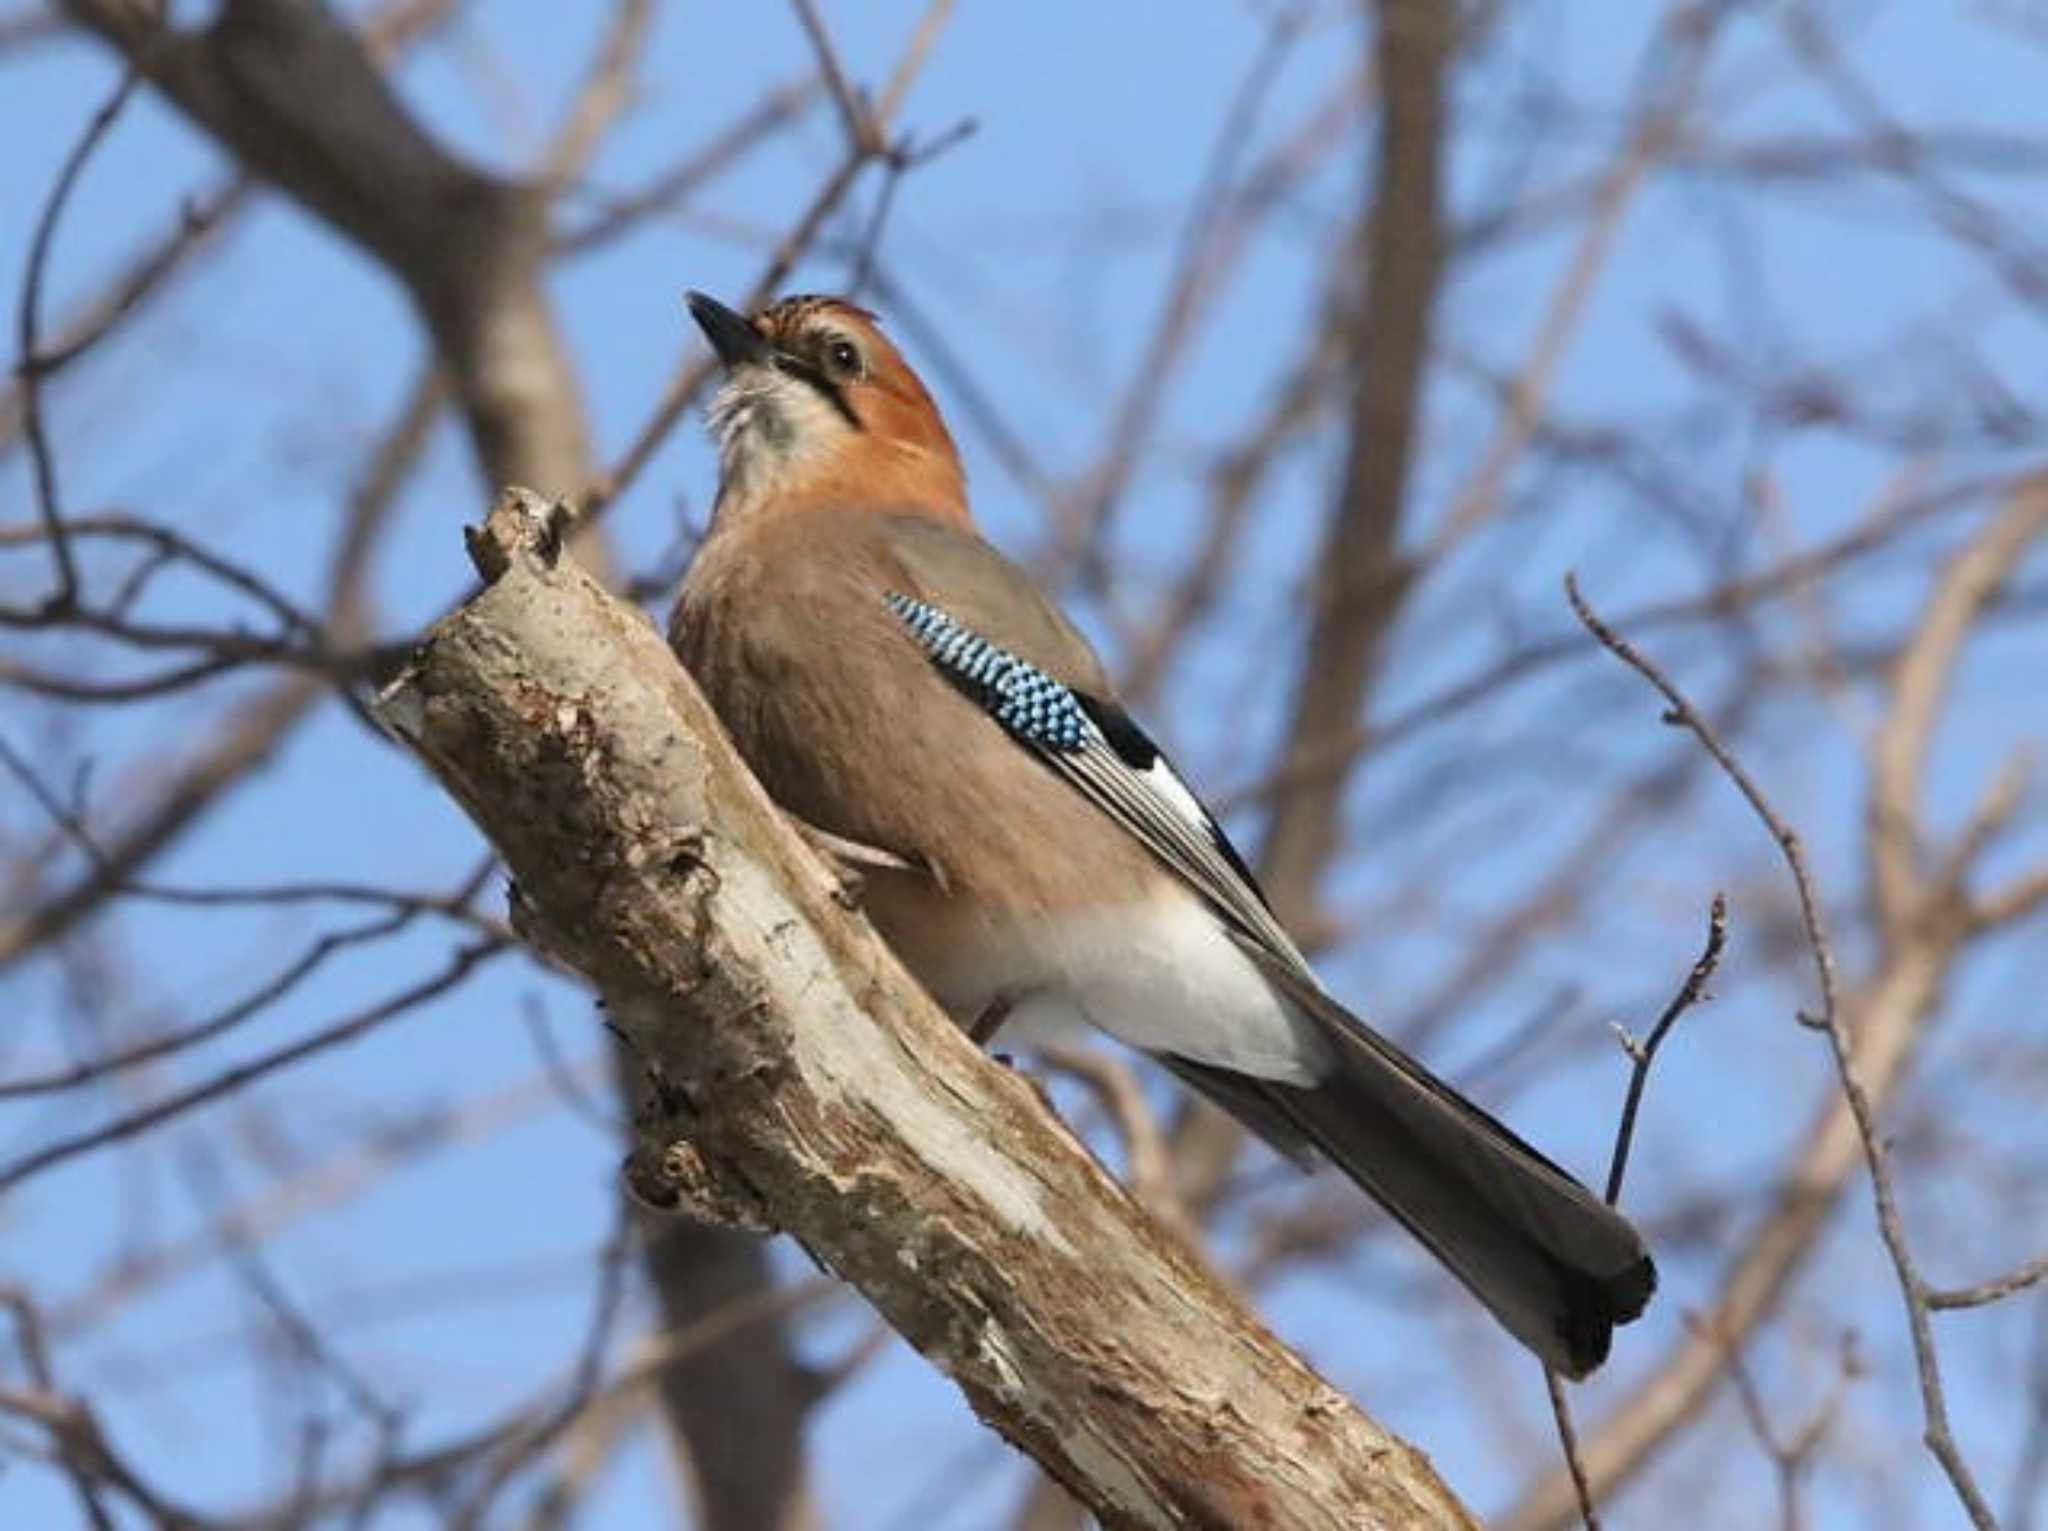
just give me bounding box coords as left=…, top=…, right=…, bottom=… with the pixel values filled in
left=878, top=583, right=1311, bottom=979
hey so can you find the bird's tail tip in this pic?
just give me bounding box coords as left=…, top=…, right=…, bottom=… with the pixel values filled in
left=1554, top=1250, right=1656, bottom=1377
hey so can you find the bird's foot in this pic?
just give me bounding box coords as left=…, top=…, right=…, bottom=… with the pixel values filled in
left=969, top=995, right=1016, bottom=1047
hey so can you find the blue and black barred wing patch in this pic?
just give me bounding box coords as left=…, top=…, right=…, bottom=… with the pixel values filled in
left=883, top=592, right=1310, bottom=973
left=883, top=593, right=1088, bottom=751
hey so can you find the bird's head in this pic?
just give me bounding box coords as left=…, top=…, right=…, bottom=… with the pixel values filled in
left=688, top=291, right=968, bottom=525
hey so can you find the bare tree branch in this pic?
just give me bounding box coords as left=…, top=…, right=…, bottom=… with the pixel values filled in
left=373, top=488, right=1481, bottom=1531
left=1156, top=0, right=1461, bottom=1306
left=1926, top=1253, right=2048, bottom=1312
left=555, top=78, right=819, bottom=257
left=1546, top=892, right=1726, bottom=1531
left=576, top=0, right=960, bottom=531
left=0, top=936, right=508, bottom=1195
left=0, top=359, right=439, bottom=973
left=1256, top=0, right=1454, bottom=934
left=1, top=0, right=463, bottom=460
left=60, top=0, right=591, bottom=497
left=1428, top=1, right=1726, bottom=556
left=1604, top=892, right=1727, bottom=1206
left=14, top=64, right=140, bottom=614
left=12, top=4, right=2048, bottom=1522
left=1517, top=480, right=2048, bottom=1530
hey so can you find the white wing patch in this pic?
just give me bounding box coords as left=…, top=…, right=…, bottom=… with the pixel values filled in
left=1131, top=753, right=1205, bottom=826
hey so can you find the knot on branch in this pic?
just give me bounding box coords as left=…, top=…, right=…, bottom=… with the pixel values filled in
left=622, top=1137, right=778, bottom=1234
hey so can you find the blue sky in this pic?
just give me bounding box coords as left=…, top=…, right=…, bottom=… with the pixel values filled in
left=5, top=3, right=2047, bottom=1527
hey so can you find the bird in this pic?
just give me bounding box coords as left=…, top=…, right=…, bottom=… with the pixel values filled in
left=669, top=289, right=1655, bottom=1377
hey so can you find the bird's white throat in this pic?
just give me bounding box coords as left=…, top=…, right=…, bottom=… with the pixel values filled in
left=707, top=368, right=847, bottom=511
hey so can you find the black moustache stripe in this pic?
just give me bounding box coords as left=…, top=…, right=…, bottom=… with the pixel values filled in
left=773, top=354, right=862, bottom=430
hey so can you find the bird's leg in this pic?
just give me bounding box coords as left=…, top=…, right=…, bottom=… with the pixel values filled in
left=969, top=994, right=1015, bottom=1047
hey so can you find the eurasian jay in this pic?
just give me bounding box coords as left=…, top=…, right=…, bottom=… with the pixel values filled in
left=670, top=291, right=1655, bottom=1377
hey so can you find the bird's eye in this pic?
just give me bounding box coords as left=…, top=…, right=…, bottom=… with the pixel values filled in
left=824, top=337, right=863, bottom=378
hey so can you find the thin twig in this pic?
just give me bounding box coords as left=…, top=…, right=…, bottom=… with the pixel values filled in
left=578, top=0, right=958, bottom=523
left=0, top=513, right=322, bottom=633
left=789, top=0, right=875, bottom=152
left=848, top=119, right=976, bottom=298
left=1565, top=569, right=2000, bottom=1529
left=1038, top=1044, right=1185, bottom=1233
left=0, top=940, right=509, bottom=1195
left=52, top=1064, right=604, bottom=1336
left=1429, top=3, right=1726, bottom=556
left=554, top=78, right=818, bottom=256
left=1226, top=465, right=1990, bottom=818
left=0, top=910, right=402, bottom=1098
left=2, top=1291, right=116, bottom=1530
left=0, top=1386, right=207, bottom=1529
left=1542, top=892, right=1723, bottom=1531
left=15, top=66, right=142, bottom=614
left=451, top=1208, right=635, bottom=1526
left=1721, top=1327, right=1858, bottom=1531
left=1974, top=859, right=2048, bottom=930
left=1926, top=1253, right=2048, bottom=1311
left=15, top=177, right=252, bottom=387
left=1055, top=6, right=1306, bottom=568
left=538, top=0, right=653, bottom=186
left=579, top=153, right=862, bottom=521
left=873, top=0, right=955, bottom=125
left=1566, top=573, right=1841, bottom=1031
left=0, top=852, right=497, bottom=1098
left=182, top=1145, right=405, bottom=1438
left=1604, top=893, right=1727, bottom=1204
left=2, top=1285, right=218, bottom=1526
left=0, top=360, right=443, bottom=973
left=1543, top=1369, right=1600, bottom=1531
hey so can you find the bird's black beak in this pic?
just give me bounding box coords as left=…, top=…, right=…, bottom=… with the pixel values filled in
left=687, top=291, right=770, bottom=370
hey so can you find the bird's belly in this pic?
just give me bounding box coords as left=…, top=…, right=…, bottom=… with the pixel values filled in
left=864, top=876, right=1329, bottom=1085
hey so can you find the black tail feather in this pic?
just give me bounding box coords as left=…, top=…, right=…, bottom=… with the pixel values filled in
left=1172, top=965, right=1655, bottom=1376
